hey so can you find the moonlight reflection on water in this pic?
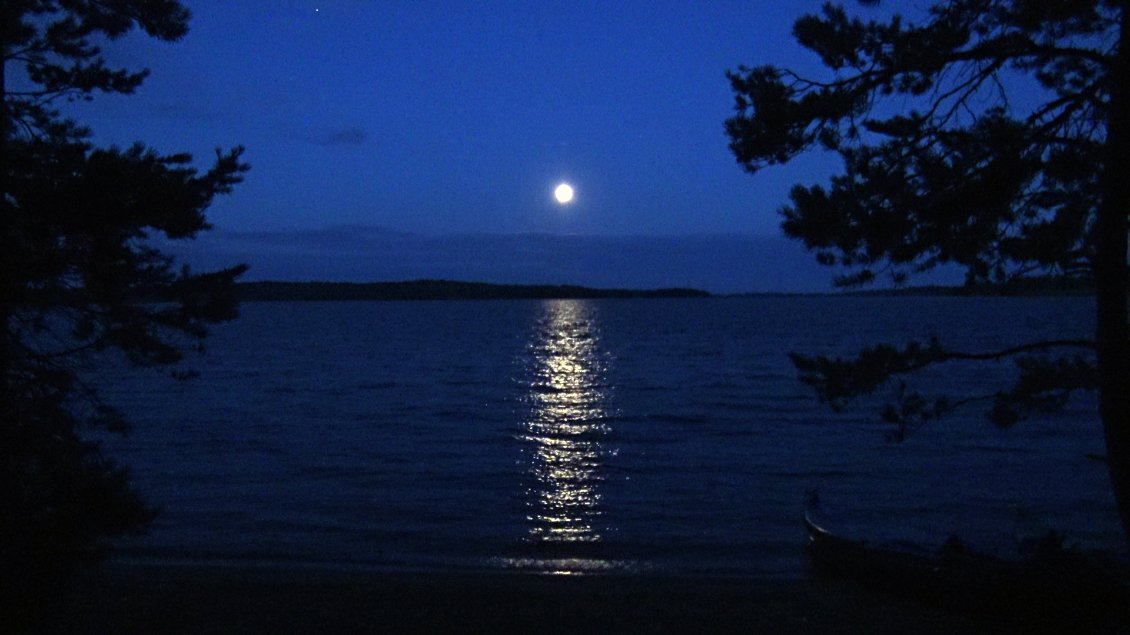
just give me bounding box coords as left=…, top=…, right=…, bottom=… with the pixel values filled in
left=517, top=299, right=619, bottom=573
left=95, top=297, right=1118, bottom=578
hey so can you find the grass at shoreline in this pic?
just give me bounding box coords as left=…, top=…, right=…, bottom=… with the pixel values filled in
left=32, top=562, right=1123, bottom=634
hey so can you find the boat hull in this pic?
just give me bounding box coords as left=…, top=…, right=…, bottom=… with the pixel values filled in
left=802, top=494, right=1129, bottom=618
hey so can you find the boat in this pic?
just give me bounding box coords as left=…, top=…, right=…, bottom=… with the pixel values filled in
left=803, top=492, right=1129, bottom=618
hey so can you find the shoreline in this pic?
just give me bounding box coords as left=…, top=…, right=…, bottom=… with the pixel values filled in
left=38, top=561, right=1110, bottom=634
left=101, top=548, right=806, bottom=581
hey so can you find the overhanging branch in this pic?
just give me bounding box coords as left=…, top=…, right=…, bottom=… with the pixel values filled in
left=935, top=338, right=1094, bottom=363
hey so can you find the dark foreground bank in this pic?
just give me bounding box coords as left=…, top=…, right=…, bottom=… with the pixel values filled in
left=32, top=562, right=1129, bottom=634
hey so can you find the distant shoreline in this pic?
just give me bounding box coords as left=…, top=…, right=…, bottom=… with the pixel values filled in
left=236, top=280, right=711, bottom=302
left=235, top=278, right=1097, bottom=301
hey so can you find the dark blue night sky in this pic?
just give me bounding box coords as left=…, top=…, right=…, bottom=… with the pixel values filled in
left=59, top=1, right=952, bottom=292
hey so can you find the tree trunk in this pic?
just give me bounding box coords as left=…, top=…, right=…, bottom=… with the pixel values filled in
left=1, top=53, right=9, bottom=383
left=1095, top=5, right=1130, bottom=546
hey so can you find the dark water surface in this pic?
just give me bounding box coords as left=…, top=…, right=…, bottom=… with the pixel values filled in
left=98, top=296, right=1119, bottom=577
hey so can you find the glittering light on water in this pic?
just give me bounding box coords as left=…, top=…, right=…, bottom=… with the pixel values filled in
left=520, top=300, right=612, bottom=560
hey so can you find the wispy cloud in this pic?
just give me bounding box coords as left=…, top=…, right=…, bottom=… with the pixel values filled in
left=312, top=126, right=368, bottom=147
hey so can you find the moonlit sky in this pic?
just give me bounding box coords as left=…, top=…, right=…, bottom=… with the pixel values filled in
left=56, top=1, right=955, bottom=293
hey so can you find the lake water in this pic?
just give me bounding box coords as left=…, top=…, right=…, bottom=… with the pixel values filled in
left=97, top=296, right=1121, bottom=578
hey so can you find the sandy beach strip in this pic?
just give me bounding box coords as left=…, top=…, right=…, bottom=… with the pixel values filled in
left=34, top=560, right=1122, bottom=634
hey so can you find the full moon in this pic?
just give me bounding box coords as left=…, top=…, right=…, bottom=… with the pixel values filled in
left=553, top=183, right=575, bottom=204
